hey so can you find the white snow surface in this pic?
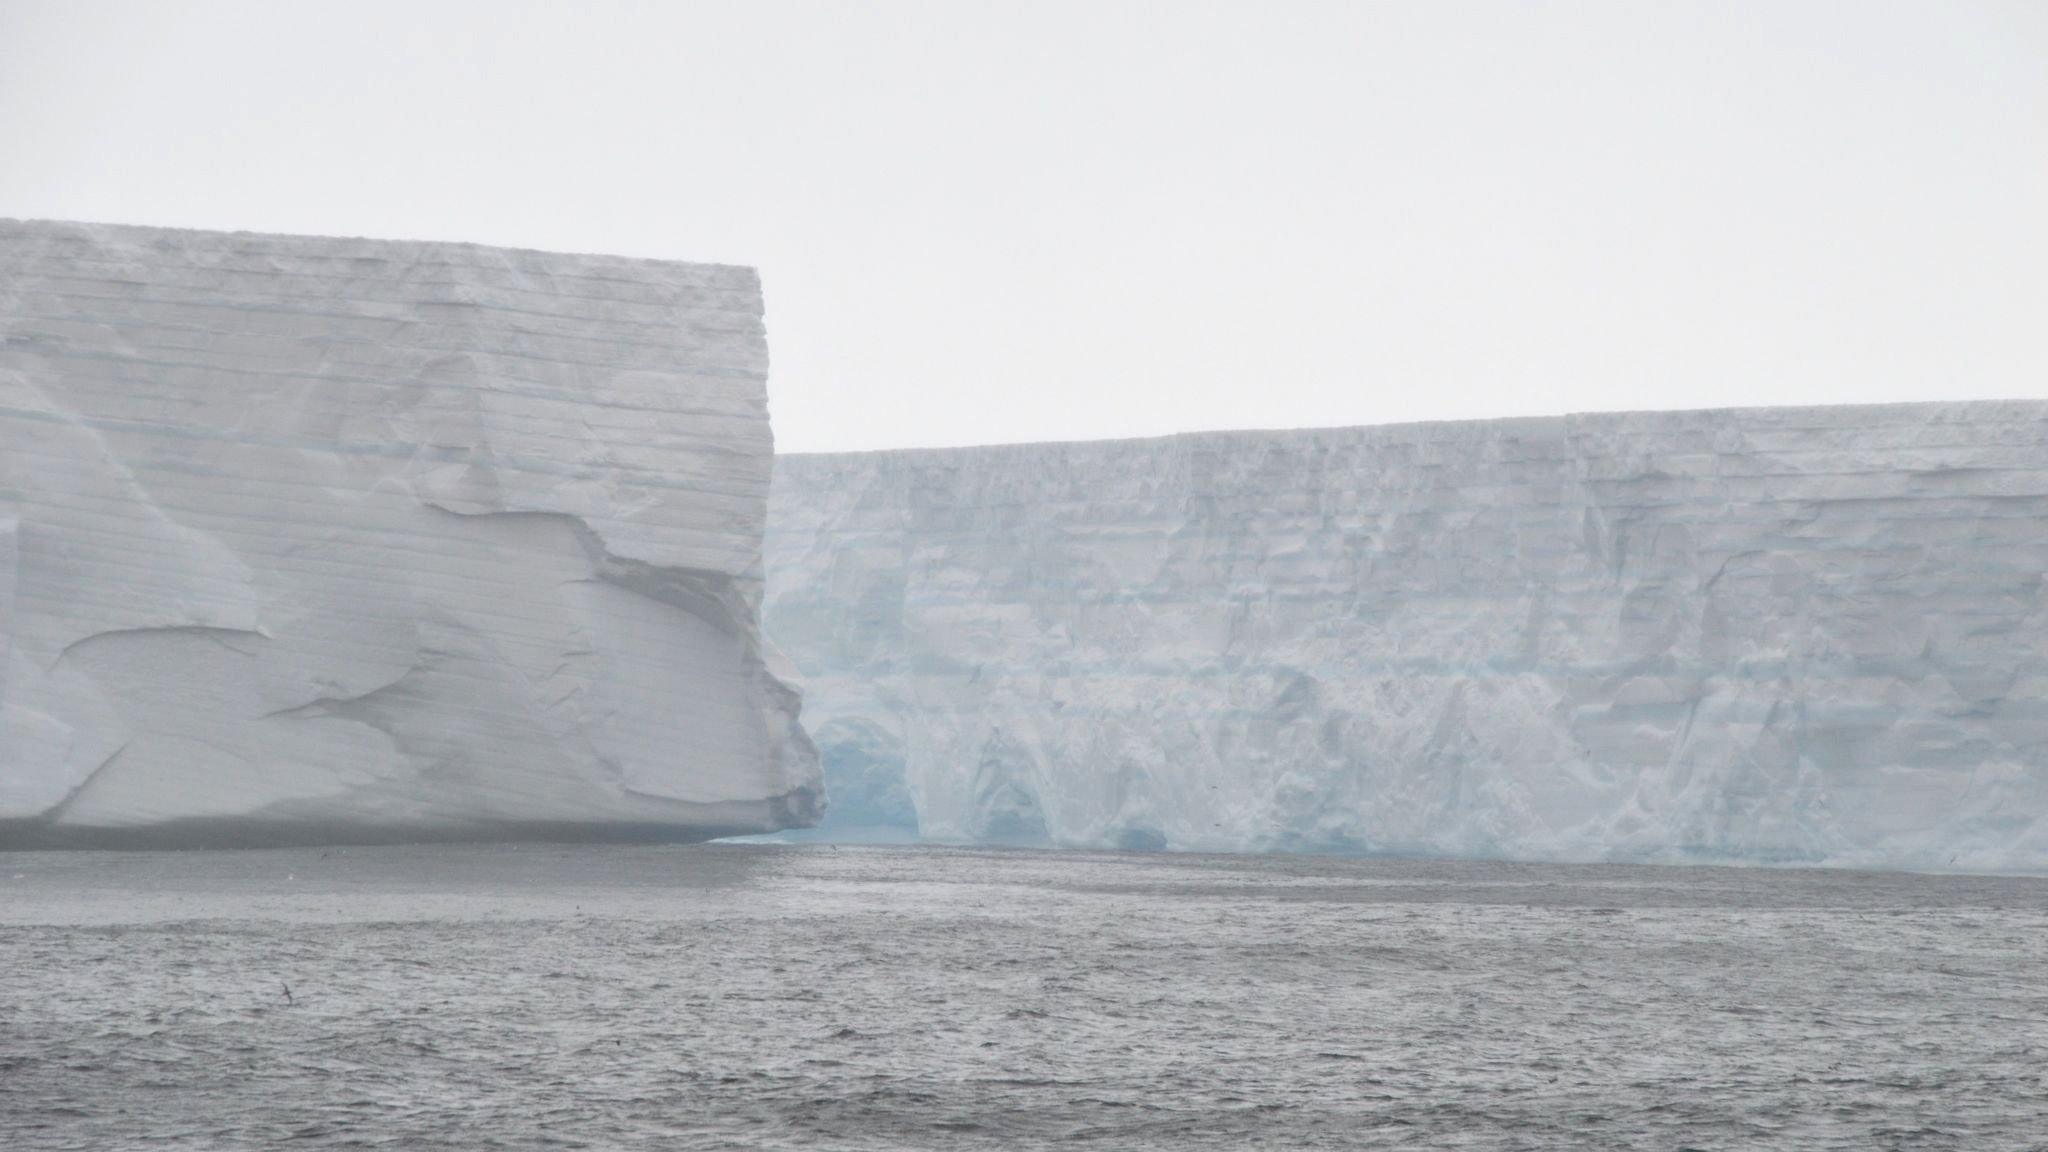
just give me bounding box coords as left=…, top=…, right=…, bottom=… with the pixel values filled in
left=767, top=404, right=2048, bottom=870
left=0, top=220, right=819, bottom=845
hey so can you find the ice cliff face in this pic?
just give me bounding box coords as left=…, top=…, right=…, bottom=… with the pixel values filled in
left=0, top=220, right=819, bottom=846
left=767, top=404, right=2048, bottom=870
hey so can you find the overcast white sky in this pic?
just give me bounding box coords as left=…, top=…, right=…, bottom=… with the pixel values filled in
left=1, top=1, right=2042, bottom=452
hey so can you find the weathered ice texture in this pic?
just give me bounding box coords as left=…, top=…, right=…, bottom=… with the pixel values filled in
left=0, top=220, right=819, bottom=846
left=767, top=404, right=2048, bottom=869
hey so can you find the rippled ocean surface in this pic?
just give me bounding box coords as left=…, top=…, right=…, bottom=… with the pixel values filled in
left=3, top=845, right=2045, bottom=1150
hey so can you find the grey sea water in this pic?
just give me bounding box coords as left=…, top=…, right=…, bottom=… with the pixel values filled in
left=2, top=845, right=2045, bottom=1150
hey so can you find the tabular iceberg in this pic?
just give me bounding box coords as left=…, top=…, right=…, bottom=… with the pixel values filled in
left=0, top=220, right=819, bottom=846
left=767, top=404, right=2048, bottom=870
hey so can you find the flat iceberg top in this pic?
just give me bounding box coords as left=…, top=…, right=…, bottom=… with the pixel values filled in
left=1, top=219, right=819, bottom=844
left=768, top=400, right=2048, bottom=871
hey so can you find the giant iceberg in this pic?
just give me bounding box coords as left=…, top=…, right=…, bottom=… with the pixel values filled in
left=766, top=405, right=2048, bottom=869
left=0, top=220, right=819, bottom=846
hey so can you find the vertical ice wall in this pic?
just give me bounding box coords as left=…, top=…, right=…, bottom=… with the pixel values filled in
left=0, top=219, right=819, bottom=846
left=767, top=404, right=2048, bottom=869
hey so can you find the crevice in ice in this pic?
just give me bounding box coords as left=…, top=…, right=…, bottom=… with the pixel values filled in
left=49, top=625, right=270, bottom=672
left=42, top=741, right=129, bottom=824
left=261, top=669, right=421, bottom=721
left=419, top=501, right=752, bottom=638
left=1699, top=549, right=1766, bottom=596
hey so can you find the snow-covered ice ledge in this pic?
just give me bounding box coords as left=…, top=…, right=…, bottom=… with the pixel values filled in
left=767, top=403, right=2048, bottom=871
left=0, top=220, right=819, bottom=847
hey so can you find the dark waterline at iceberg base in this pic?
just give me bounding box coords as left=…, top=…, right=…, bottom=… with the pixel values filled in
left=5, top=844, right=2045, bottom=1151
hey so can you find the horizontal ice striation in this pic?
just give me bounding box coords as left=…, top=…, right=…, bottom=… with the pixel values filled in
left=767, top=404, right=2048, bottom=870
left=0, top=219, right=819, bottom=846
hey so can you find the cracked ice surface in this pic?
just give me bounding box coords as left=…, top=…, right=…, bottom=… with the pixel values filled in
left=767, top=405, right=2048, bottom=870
left=0, top=220, right=818, bottom=845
